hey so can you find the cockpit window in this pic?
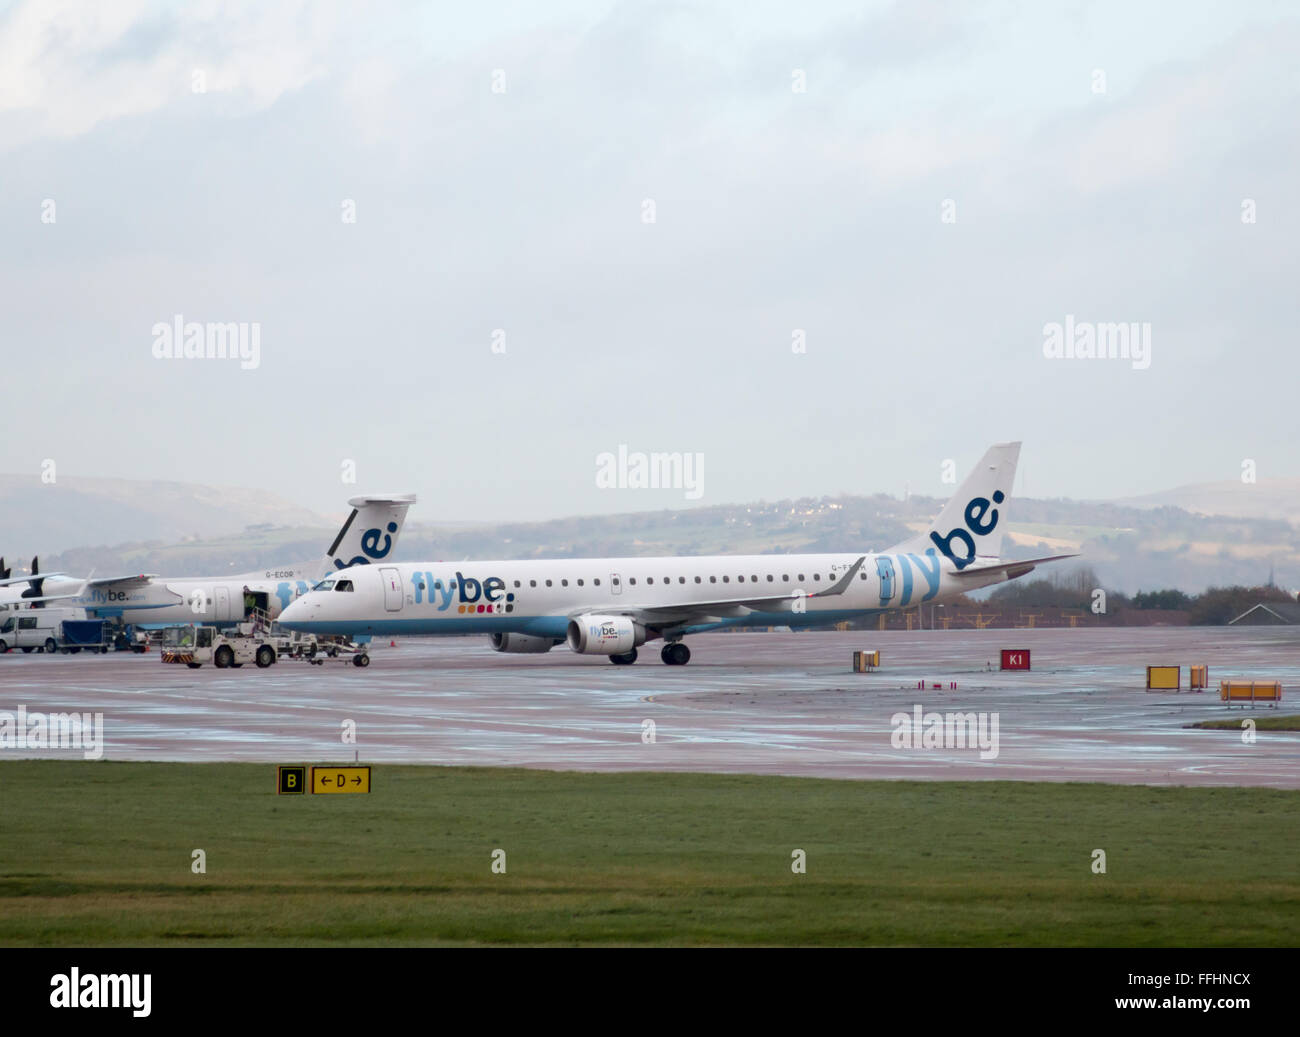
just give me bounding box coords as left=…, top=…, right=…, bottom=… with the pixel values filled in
left=335, top=580, right=353, bottom=592
left=313, top=579, right=336, bottom=592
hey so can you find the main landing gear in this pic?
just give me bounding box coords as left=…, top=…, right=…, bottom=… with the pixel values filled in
left=609, top=643, right=692, bottom=665
left=660, top=642, right=690, bottom=666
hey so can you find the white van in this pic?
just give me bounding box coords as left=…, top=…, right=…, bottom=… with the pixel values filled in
left=0, top=607, right=84, bottom=654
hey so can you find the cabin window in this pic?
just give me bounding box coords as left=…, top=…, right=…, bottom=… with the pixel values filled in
left=723, top=575, right=730, bottom=583
left=766, top=575, right=774, bottom=582
left=710, top=576, right=717, bottom=583
left=545, top=579, right=553, bottom=587
left=561, top=579, right=568, bottom=587
left=530, top=580, right=537, bottom=588
left=577, top=579, right=584, bottom=586
left=594, top=578, right=601, bottom=586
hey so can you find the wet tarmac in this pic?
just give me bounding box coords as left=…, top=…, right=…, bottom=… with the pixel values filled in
left=1, top=628, right=1297, bottom=787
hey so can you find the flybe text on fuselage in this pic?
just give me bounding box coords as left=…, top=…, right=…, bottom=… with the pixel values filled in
left=410, top=572, right=516, bottom=612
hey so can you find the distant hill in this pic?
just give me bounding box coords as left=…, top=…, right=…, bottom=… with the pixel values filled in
left=0, top=474, right=331, bottom=557
left=1115, top=478, right=1300, bottom=525
left=7, top=475, right=1299, bottom=596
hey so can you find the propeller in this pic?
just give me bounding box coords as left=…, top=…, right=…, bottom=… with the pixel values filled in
left=20, top=556, right=44, bottom=608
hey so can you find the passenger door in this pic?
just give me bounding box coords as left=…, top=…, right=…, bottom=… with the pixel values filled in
left=381, top=567, right=403, bottom=612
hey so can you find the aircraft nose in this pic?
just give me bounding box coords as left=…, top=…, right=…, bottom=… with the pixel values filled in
left=279, top=597, right=310, bottom=628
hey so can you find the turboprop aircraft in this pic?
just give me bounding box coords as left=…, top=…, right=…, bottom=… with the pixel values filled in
left=279, top=444, right=1077, bottom=665
left=0, top=495, right=416, bottom=627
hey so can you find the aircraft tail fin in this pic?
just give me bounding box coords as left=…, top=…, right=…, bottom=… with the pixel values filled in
left=317, top=494, right=417, bottom=580
left=887, top=442, right=1021, bottom=566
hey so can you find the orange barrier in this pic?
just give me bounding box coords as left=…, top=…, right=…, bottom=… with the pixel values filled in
left=1146, top=665, right=1180, bottom=691
left=1219, top=680, right=1282, bottom=707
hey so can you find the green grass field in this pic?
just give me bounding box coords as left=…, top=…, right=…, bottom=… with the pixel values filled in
left=1, top=762, right=1297, bottom=946
left=1192, top=715, right=1300, bottom=731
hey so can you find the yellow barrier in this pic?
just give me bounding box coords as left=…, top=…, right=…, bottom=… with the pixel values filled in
left=1219, top=680, right=1282, bottom=707
left=1146, top=665, right=1180, bottom=691
left=1189, top=665, right=1208, bottom=690
left=853, top=650, right=880, bottom=673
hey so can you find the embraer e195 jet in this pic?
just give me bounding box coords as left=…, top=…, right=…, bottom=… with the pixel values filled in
left=280, top=444, right=1074, bottom=665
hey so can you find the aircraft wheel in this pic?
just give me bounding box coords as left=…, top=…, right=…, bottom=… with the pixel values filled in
left=609, top=649, right=638, bottom=665
left=661, top=643, right=691, bottom=666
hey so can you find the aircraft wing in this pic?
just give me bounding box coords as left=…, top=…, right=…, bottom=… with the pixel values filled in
left=0, top=573, right=154, bottom=590
left=0, top=572, right=68, bottom=586
left=578, top=555, right=868, bottom=627
left=947, top=553, right=1080, bottom=580
left=83, top=574, right=156, bottom=589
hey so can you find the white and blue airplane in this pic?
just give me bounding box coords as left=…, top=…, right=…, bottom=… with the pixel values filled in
left=279, top=444, right=1077, bottom=666
left=0, top=495, right=416, bottom=628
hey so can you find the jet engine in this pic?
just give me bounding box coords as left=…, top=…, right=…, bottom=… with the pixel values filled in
left=489, top=632, right=560, bottom=654
left=565, top=614, right=644, bottom=655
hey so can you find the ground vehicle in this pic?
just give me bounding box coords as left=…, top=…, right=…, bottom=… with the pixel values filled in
left=60, top=619, right=112, bottom=654
left=160, top=624, right=278, bottom=669
left=0, top=607, right=84, bottom=654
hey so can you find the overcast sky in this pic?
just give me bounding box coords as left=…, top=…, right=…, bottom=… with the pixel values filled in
left=1, top=0, right=1296, bottom=522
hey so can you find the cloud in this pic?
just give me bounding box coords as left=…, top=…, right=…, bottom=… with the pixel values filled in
left=0, top=0, right=339, bottom=142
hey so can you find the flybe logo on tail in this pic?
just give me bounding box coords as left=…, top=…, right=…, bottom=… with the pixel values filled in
left=333, top=522, right=399, bottom=570
left=929, top=491, right=1004, bottom=570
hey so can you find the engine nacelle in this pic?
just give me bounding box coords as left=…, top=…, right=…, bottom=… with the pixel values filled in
left=490, top=632, right=558, bottom=654
left=566, top=614, right=643, bottom=655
